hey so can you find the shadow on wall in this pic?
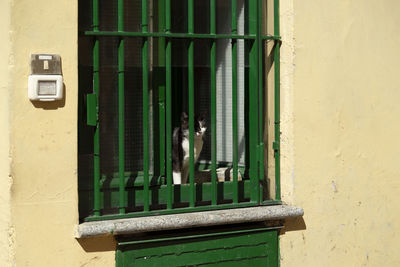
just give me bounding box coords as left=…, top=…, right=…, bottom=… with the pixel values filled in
left=31, top=83, right=66, bottom=109
left=77, top=235, right=117, bottom=252
left=281, top=217, right=307, bottom=235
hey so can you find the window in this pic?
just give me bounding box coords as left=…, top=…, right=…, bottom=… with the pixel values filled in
left=78, top=0, right=281, bottom=222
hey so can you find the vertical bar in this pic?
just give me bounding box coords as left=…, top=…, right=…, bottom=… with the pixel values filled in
left=274, top=0, right=281, bottom=201
left=165, top=0, right=173, bottom=209
left=249, top=0, right=260, bottom=203
left=210, top=0, right=217, bottom=206
left=188, top=0, right=195, bottom=207
left=92, top=0, right=101, bottom=217
left=158, top=0, right=166, bottom=185
left=257, top=0, right=264, bottom=202
left=118, top=0, right=126, bottom=214
left=231, top=0, right=239, bottom=204
left=142, top=0, right=150, bottom=211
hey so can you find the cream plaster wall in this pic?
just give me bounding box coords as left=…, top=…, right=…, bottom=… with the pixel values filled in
left=4, top=0, right=400, bottom=266
left=280, top=0, right=400, bottom=266
left=0, top=0, right=13, bottom=265
left=8, top=0, right=115, bottom=266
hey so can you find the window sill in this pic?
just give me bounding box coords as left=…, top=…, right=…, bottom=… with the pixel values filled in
left=75, top=205, right=303, bottom=238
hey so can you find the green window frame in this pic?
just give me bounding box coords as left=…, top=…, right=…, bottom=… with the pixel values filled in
left=78, top=0, right=281, bottom=222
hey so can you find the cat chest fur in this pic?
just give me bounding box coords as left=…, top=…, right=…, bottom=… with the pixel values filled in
left=181, top=134, right=204, bottom=163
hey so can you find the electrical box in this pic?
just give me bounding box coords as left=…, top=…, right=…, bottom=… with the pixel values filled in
left=28, top=54, right=63, bottom=101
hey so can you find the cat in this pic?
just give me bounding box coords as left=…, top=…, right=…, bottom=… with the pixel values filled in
left=172, top=112, right=206, bottom=184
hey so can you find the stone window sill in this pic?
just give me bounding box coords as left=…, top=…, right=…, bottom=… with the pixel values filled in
left=75, top=205, right=303, bottom=238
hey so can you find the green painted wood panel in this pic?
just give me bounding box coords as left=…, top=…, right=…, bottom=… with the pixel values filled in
left=116, top=228, right=278, bottom=267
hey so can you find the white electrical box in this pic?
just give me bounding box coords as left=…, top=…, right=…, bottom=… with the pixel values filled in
left=28, top=54, right=63, bottom=101
left=28, top=74, right=63, bottom=101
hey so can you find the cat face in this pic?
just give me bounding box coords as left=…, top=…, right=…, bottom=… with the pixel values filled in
left=194, top=115, right=206, bottom=136
left=181, top=112, right=206, bottom=137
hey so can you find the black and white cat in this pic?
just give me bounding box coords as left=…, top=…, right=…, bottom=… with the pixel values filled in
left=172, top=112, right=206, bottom=184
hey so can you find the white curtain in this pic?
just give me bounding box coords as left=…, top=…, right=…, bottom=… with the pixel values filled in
left=216, top=0, right=245, bottom=165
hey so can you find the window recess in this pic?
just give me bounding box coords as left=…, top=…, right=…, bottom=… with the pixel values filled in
left=78, top=0, right=281, bottom=222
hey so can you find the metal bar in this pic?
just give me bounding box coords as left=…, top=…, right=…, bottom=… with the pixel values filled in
left=158, top=0, right=166, bottom=191
left=257, top=0, right=264, bottom=202
left=165, top=0, right=173, bottom=209
left=261, top=199, right=282, bottom=205
left=85, top=31, right=268, bottom=40
left=232, top=0, right=237, bottom=32
left=210, top=0, right=217, bottom=206
left=84, top=201, right=261, bottom=222
left=261, top=35, right=281, bottom=40
left=92, top=0, right=99, bottom=31
left=188, top=0, right=195, bottom=207
left=232, top=0, right=238, bottom=204
left=249, top=0, right=260, bottom=203
left=92, top=0, right=101, bottom=217
left=274, top=0, right=281, bottom=201
left=117, top=0, right=126, bottom=215
left=142, top=0, right=150, bottom=211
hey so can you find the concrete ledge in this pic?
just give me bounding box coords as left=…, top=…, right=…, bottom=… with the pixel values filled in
left=75, top=205, right=303, bottom=238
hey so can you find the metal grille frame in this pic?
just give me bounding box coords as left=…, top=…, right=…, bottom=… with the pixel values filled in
left=79, top=0, right=281, bottom=222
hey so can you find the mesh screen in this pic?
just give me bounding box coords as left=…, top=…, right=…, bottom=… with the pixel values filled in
left=80, top=0, right=248, bottom=178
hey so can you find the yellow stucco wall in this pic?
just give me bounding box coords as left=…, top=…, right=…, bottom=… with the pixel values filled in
left=280, top=0, right=400, bottom=266
left=3, top=0, right=400, bottom=266
left=7, top=0, right=115, bottom=266
left=0, top=0, right=12, bottom=265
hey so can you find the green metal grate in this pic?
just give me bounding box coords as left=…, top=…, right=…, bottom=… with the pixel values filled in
left=79, top=0, right=281, bottom=222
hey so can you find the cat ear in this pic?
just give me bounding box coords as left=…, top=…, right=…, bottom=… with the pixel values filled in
left=196, top=113, right=205, bottom=123
left=181, top=112, right=188, bottom=123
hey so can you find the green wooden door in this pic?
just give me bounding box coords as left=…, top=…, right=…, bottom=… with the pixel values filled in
left=116, top=226, right=278, bottom=267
